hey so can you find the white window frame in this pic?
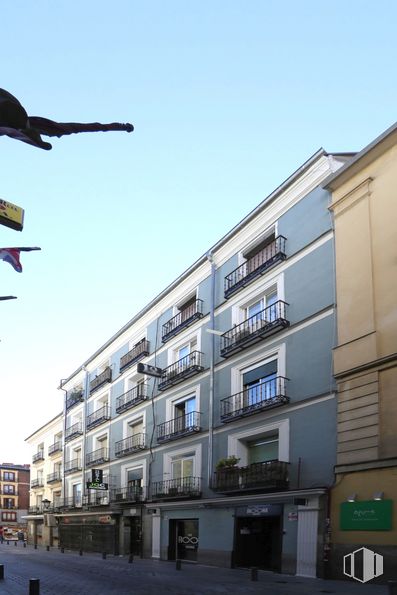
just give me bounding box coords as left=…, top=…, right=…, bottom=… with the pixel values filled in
left=174, top=289, right=198, bottom=315
left=124, top=370, right=145, bottom=393
left=231, top=273, right=284, bottom=326
left=230, top=342, right=286, bottom=395
left=167, top=328, right=202, bottom=366
left=123, top=410, right=146, bottom=438
left=163, top=443, right=202, bottom=481
left=227, top=418, right=290, bottom=465
left=237, top=223, right=278, bottom=267
left=120, top=458, right=147, bottom=490
left=165, top=384, right=201, bottom=422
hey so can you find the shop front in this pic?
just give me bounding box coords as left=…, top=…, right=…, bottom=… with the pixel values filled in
left=58, top=513, right=119, bottom=554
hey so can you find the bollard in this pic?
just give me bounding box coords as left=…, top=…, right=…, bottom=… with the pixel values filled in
left=128, top=553, right=134, bottom=564
left=79, top=550, right=83, bottom=556
left=250, top=567, right=258, bottom=582
left=29, top=578, right=40, bottom=595
left=102, top=552, right=107, bottom=560
left=14, top=541, right=17, bottom=547
left=175, top=559, right=181, bottom=570
left=0, top=564, right=4, bottom=580
left=61, top=547, right=64, bottom=553
left=46, top=545, right=50, bottom=552
left=388, top=581, right=397, bottom=595
left=7, top=541, right=9, bottom=545
left=24, top=542, right=27, bottom=548
left=34, top=544, right=37, bottom=550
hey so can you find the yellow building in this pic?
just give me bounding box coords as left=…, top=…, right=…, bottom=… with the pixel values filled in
left=325, top=123, right=397, bottom=582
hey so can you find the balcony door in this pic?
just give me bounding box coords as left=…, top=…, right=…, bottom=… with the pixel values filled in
left=175, top=396, right=196, bottom=431
left=243, top=361, right=277, bottom=408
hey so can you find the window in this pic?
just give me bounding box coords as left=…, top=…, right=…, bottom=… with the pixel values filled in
left=127, top=418, right=143, bottom=437
left=244, top=288, right=278, bottom=324
left=127, top=468, right=143, bottom=492
left=3, top=472, right=15, bottom=481
left=179, top=296, right=197, bottom=323
left=3, top=498, right=14, bottom=509
left=244, top=231, right=276, bottom=275
left=3, top=485, right=15, bottom=495
left=2, top=512, right=16, bottom=521
left=172, top=456, right=194, bottom=480
left=175, top=395, right=196, bottom=428
left=72, top=483, right=82, bottom=505
left=247, top=434, right=279, bottom=464
left=243, top=360, right=278, bottom=407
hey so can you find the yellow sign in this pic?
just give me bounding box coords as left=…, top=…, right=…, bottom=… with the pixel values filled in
left=0, top=198, right=24, bottom=231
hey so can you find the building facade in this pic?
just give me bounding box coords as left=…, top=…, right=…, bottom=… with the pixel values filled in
left=326, top=124, right=397, bottom=581
left=25, top=414, right=63, bottom=546
left=27, top=149, right=352, bottom=576
left=0, top=463, right=30, bottom=539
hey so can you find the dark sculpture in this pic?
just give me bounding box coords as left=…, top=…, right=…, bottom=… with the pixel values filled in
left=0, top=88, right=133, bottom=150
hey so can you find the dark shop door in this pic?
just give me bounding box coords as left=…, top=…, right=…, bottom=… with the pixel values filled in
left=168, top=519, right=199, bottom=561
left=234, top=516, right=281, bottom=571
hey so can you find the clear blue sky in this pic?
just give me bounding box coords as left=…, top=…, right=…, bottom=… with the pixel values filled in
left=1, top=0, right=396, bottom=462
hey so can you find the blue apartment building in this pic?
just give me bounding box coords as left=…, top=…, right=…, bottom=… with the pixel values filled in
left=31, top=149, right=351, bottom=577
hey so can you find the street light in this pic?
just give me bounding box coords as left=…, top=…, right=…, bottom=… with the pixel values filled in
left=42, top=499, right=51, bottom=511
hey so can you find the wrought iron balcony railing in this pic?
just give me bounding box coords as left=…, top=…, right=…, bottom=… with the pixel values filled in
left=221, top=301, right=289, bottom=358
left=28, top=503, right=60, bottom=514
left=151, top=476, right=201, bottom=500
left=157, top=411, right=201, bottom=443
left=116, top=383, right=148, bottom=414
left=120, top=339, right=150, bottom=372
left=47, top=471, right=62, bottom=484
left=162, top=299, right=204, bottom=343
left=66, top=390, right=84, bottom=410
left=58, top=496, right=83, bottom=509
left=224, top=236, right=287, bottom=298
left=220, top=376, right=289, bottom=422
left=89, top=366, right=112, bottom=394
left=83, top=493, right=109, bottom=507
left=48, top=441, right=62, bottom=456
left=115, top=434, right=146, bottom=458
left=213, top=460, right=289, bottom=493
left=31, top=479, right=44, bottom=488
left=32, top=451, right=44, bottom=463
left=158, top=351, right=204, bottom=391
left=111, top=485, right=145, bottom=503
left=86, top=405, right=111, bottom=431
left=85, top=447, right=110, bottom=467
left=65, top=421, right=83, bottom=442
left=64, top=458, right=82, bottom=474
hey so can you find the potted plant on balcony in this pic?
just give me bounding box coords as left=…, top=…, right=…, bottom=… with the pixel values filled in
left=215, top=455, right=240, bottom=470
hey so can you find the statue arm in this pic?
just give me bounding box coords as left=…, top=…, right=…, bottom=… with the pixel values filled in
left=29, top=117, right=133, bottom=137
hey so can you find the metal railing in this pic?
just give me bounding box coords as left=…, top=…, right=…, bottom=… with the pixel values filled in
left=111, top=485, right=145, bottom=503
left=86, top=405, right=111, bottom=430
left=66, top=390, right=84, bottom=410
left=48, top=441, right=62, bottom=455
left=116, top=383, right=148, bottom=414
left=120, top=339, right=150, bottom=371
left=115, top=434, right=146, bottom=457
left=158, top=351, right=204, bottom=391
left=32, top=451, right=44, bottom=463
left=220, top=376, right=289, bottom=422
left=157, top=411, right=201, bottom=443
left=85, top=447, right=110, bottom=466
left=224, top=236, right=287, bottom=298
left=64, top=459, right=82, bottom=474
left=65, top=421, right=83, bottom=442
left=221, top=300, right=289, bottom=357
left=89, top=367, right=112, bottom=394
left=213, top=460, right=289, bottom=493
left=151, top=476, right=201, bottom=499
left=31, top=479, right=44, bottom=488
left=162, top=299, right=204, bottom=342
left=47, top=471, right=62, bottom=483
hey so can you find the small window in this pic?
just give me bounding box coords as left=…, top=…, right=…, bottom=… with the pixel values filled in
left=4, top=471, right=15, bottom=481
left=172, top=456, right=194, bottom=479
left=127, top=468, right=143, bottom=489
left=3, top=485, right=15, bottom=495
left=127, top=418, right=143, bottom=437
left=174, top=396, right=196, bottom=429
left=244, top=232, right=276, bottom=274
left=3, top=498, right=14, bottom=509
left=243, top=360, right=278, bottom=406
left=247, top=434, right=279, bottom=464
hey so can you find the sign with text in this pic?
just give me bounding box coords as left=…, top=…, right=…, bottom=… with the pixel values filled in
left=340, top=500, right=392, bottom=531
left=87, top=468, right=108, bottom=490
left=0, top=198, right=24, bottom=231
left=137, top=362, right=163, bottom=377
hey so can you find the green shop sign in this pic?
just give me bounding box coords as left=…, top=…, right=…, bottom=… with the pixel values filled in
left=340, top=500, right=393, bottom=531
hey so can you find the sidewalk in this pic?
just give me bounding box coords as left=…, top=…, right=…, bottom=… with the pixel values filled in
left=0, top=542, right=388, bottom=595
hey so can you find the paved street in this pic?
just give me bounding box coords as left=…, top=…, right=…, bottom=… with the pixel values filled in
left=0, top=543, right=388, bottom=595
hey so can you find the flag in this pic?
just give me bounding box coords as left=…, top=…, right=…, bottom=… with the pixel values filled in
left=0, top=247, right=41, bottom=273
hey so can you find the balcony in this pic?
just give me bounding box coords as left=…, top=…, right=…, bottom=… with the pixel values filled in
left=65, top=421, right=83, bottom=442
left=32, top=450, right=44, bottom=463
left=120, top=339, right=150, bottom=372
left=28, top=503, right=59, bottom=514
left=59, top=497, right=83, bottom=510
left=31, top=479, right=44, bottom=488
left=162, top=299, right=204, bottom=343
left=83, top=493, right=109, bottom=507
left=224, top=236, right=287, bottom=299
left=111, top=486, right=144, bottom=504
left=115, top=434, right=146, bottom=458
left=220, top=376, right=289, bottom=423
left=158, top=351, right=204, bottom=391
left=221, top=301, right=289, bottom=358
left=47, top=471, right=62, bottom=484
left=85, top=447, right=110, bottom=467
left=86, top=405, right=111, bottom=431
left=64, top=458, right=82, bottom=475
left=116, top=383, right=148, bottom=414
left=151, top=476, right=201, bottom=500
left=48, top=441, right=62, bottom=456
left=66, top=390, right=84, bottom=410
left=213, top=460, right=289, bottom=494
left=157, top=412, right=201, bottom=444
left=89, top=367, right=112, bottom=394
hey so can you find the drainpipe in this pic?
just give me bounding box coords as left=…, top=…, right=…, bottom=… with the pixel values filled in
left=59, top=380, right=68, bottom=507
left=206, top=251, right=216, bottom=489
left=82, top=367, right=89, bottom=500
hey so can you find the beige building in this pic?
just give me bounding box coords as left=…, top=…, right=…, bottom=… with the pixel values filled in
left=25, top=413, right=63, bottom=547
left=325, top=123, right=397, bottom=580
